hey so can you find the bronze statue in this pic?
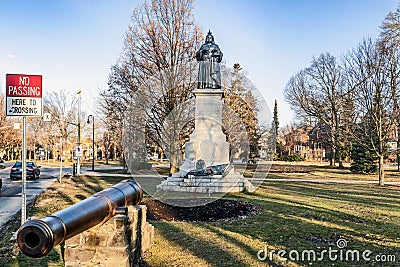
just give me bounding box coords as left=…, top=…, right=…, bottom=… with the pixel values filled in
left=196, top=30, right=223, bottom=89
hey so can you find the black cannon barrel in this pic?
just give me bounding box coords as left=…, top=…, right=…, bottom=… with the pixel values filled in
left=17, top=179, right=142, bottom=258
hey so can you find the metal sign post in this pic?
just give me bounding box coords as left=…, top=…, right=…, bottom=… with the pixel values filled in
left=21, top=117, right=27, bottom=224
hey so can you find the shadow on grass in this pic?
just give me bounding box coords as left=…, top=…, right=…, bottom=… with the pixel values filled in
left=70, top=175, right=124, bottom=199
left=147, top=182, right=400, bottom=266
left=259, top=182, right=400, bottom=210
left=201, top=224, right=263, bottom=263
left=239, top=183, right=400, bottom=266
left=152, top=222, right=261, bottom=267
left=151, top=198, right=400, bottom=266
left=254, top=193, right=399, bottom=245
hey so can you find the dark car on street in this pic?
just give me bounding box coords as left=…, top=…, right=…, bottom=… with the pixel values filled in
left=10, top=161, right=41, bottom=180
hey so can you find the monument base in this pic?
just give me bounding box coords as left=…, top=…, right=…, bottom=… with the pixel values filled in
left=157, top=168, right=254, bottom=193
left=178, top=89, right=230, bottom=177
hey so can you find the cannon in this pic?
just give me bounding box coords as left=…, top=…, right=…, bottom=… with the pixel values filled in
left=17, top=179, right=142, bottom=258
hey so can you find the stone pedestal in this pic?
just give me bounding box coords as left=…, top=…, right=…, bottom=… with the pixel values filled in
left=64, top=205, right=154, bottom=267
left=158, top=89, right=253, bottom=193
left=179, top=89, right=229, bottom=175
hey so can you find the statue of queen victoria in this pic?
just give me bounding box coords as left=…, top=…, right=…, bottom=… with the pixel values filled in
left=196, top=30, right=223, bottom=89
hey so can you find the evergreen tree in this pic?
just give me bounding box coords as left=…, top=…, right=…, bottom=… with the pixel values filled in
left=273, top=100, right=279, bottom=136
left=350, top=118, right=379, bottom=174
left=223, top=63, right=260, bottom=162
left=350, top=142, right=378, bottom=174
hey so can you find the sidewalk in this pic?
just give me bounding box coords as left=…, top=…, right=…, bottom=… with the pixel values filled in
left=0, top=177, right=58, bottom=230
left=81, top=170, right=132, bottom=178
left=248, top=178, right=400, bottom=185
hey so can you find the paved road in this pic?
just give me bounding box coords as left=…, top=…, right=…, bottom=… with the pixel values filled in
left=0, top=162, right=73, bottom=229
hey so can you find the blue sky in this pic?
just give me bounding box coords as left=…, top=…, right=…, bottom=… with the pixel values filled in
left=0, top=0, right=398, bottom=125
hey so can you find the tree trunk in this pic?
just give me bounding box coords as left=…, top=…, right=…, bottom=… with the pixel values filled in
left=169, top=157, right=179, bottom=176
left=167, top=138, right=184, bottom=176
left=338, top=151, right=344, bottom=168
left=379, top=155, right=385, bottom=186
left=397, top=131, right=400, bottom=171
left=122, top=154, right=127, bottom=170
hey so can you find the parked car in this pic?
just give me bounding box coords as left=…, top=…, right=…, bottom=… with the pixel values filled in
left=10, top=161, right=41, bottom=180
left=0, top=157, right=4, bottom=163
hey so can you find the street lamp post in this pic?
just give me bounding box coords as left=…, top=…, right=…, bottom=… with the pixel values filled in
left=59, top=136, right=63, bottom=183
left=87, top=115, right=95, bottom=171
left=76, top=90, right=82, bottom=175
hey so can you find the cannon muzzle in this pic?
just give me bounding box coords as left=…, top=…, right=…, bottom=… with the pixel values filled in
left=17, top=179, right=142, bottom=258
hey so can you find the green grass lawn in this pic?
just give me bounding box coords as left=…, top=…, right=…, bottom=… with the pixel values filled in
left=0, top=166, right=399, bottom=266
left=144, top=182, right=400, bottom=267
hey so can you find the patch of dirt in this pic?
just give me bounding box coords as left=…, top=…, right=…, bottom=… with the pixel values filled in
left=142, top=199, right=262, bottom=222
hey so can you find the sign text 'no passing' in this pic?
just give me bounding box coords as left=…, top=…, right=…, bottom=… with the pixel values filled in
left=6, top=74, right=43, bottom=116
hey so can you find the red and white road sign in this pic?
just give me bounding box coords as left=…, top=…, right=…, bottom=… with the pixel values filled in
left=6, top=74, right=43, bottom=116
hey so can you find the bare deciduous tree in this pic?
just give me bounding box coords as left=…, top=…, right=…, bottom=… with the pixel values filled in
left=43, top=90, right=86, bottom=161
left=0, top=94, right=20, bottom=159
left=344, top=38, right=395, bottom=185
left=44, top=90, right=79, bottom=141
left=379, top=6, right=400, bottom=171
left=284, top=53, right=353, bottom=167
left=104, top=0, right=202, bottom=175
